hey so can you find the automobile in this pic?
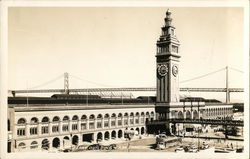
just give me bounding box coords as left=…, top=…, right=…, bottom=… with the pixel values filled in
left=77, top=145, right=88, bottom=150
left=155, top=142, right=165, bottom=150
left=202, top=144, right=209, bottom=149
left=215, top=132, right=220, bottom=136
left=188, top=147, right=198, bottom=153
left=58, top=148, right=72, bottom=153
left=199, top=142, right=209, bottom=150
left=236, top=148, right=243, bottom=153
left=87, top=144, right=102, bottom=150
left=87, top=143, right=117, bottom=150
left=101, top=144, right=117, bottom=150
left=175, top=147, right=184, bottom=153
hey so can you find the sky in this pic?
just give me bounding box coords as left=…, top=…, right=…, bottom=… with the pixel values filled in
left=8, top=7, right=244, bottom=102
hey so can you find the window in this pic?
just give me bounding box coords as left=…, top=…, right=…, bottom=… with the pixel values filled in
left=41, top=126, right=48, bottom=134
left=81, top=123, right=86, bottom=130
left=104, top=121, right=109, bottom=127
left=17, top=128, right=25, bottom=136
left=41, top=117, right=49, bottom=123
left=141, top=118, right=144, bottom=124
left=17, top=118, right=26, bottom=125
left=30, top=127, right=38, bottom=135
left=130, top=119, right=134, bottom=125
left=72, top=115, right=79, bottom=121
left=52, top=116, right=60, bottom=122
left=62, top=125, right=69, bottom=132
left=72, top=124, right=78, bottom=131
left=111, top=121, right=116, bottom=127
left=172, top=45, right=178, bottom=53
left=30, top=117, right=38, bottom=124
left=63, top=116, right=69, bottom=121
left=89, top=122, right=94, bottom=129
left=118, top=120, right=122, bottom=126
left=135, top=119, right=139, bottom=124
left=52, top=126, right=59, bottom=133
left=124, top=119, right=128, bottom=125
left=97, top=122, right=102, bottom=128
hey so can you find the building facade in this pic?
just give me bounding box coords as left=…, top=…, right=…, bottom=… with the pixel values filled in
left=8, top=104, right=155, bottom=152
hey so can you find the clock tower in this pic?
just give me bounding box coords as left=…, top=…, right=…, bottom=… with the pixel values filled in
left=156, top=10, right=181, bottom=119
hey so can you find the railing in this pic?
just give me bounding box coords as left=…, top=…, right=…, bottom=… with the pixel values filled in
left=147, top=119, right=244, bottom=126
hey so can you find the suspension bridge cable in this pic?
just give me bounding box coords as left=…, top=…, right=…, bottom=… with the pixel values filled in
left=29, top=74, right=64, bottom=89
left=180, top=67, right=225, bottom=84
left=69, top=74, right=115, bottom=87
left=228, top=67, right=244, bottom=73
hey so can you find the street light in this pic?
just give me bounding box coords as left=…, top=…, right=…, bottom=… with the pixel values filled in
left=198, top=126, right=200, bottom=152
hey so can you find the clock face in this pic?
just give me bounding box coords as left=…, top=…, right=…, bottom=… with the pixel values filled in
left=158, top=65, right=168, bottom=76
left=172, top=65, right=178, bottom=77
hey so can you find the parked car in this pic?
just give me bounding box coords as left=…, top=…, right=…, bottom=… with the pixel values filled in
left=175, top=147, right=184, bottom=153
left=101, top=144, right=117, bottom=150
left=58, top=148, right=72, bottom=153
left=87, top=144, right=102, bottom=150
left=155, top=142, right=165, bottom=150
left=188, top=147, right=198, bottom=153
left=87, top=143, right=117, bottom=150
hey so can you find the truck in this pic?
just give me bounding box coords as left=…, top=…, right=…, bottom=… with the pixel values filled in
left=155, top=134, right=182, bottom=150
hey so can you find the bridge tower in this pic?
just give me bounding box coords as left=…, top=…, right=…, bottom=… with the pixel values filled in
left=155, top=10, right=181, bottom=120
left=64, top=72, right=69, bottom=94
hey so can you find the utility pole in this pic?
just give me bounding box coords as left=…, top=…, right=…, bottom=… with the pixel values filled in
left=226, top=66, right=230, bottom=103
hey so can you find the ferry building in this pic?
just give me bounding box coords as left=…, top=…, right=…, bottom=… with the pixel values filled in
left=7, top=10, right=233, bottom=152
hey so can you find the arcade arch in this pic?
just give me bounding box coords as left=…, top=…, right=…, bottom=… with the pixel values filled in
left=186, top=111, right=191, bottom=119
left=52, top=137, right=60, bottom=148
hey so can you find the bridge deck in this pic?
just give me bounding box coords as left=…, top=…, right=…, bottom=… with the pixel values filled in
left=9, top=87, right=244, bottom=94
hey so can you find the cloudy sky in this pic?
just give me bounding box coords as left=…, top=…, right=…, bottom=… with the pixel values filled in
left=8, top=7, right=244, bottom=101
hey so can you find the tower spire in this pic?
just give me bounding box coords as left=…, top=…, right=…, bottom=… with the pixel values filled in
left=165, top=9, right=173, bottom=27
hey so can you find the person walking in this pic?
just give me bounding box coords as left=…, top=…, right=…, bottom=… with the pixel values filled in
left=127, top=142, right=130, bottom=152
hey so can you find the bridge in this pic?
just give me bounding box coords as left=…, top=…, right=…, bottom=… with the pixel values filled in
left=147, top=119, right=244, bottom=127
left=9, top=66, right=244, bottom=103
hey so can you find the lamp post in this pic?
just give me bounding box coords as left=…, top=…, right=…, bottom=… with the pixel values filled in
left=177, top=124, right=180, bottom=136
left=198, top=126, right=200, bottom=152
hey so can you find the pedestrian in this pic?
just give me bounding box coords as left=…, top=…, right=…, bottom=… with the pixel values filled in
left=127, top=142, right=130, bottom=152
left=231, top=143, right=233, bottom=149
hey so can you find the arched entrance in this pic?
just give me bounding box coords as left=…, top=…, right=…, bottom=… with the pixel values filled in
left=52, top=137, right=60, bottom=148
left=72, top=135, right=79, bottom=145
left=63, top=136, right=70, bottom=148
left=135, top=127, right=140, bottom=135
left=118, top=130, right=123, bottom=138
left=141, top=127, right=145, bottom=135
left=193, top=110, right=199, bottom=119
left=41, top=139, right=49, bottom=150
left=97, top=132, right=103, bottom=142
left=111, top=130, right=116, bottom=139
left=177, top=111, right=184, bottom=119
left=186, top=111, right=191, bottom=119
left=104, top=131, right=110, bottom=140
